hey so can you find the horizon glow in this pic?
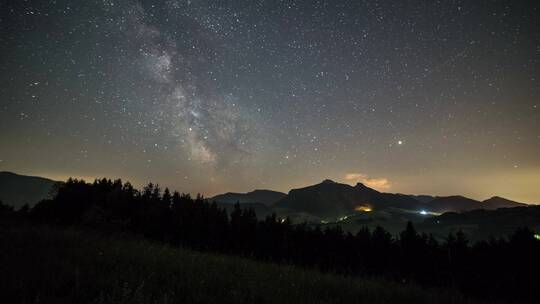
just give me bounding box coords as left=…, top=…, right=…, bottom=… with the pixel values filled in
left=0, top=1, right=538, bottom=203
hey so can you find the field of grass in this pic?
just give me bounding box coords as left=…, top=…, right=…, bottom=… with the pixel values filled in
left=0, top=223, right=479, bottom=304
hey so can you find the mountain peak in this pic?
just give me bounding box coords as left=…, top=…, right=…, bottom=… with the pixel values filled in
left=482, top=196, right=526, bottom=208
left=321, top=179, right=336, bottom=184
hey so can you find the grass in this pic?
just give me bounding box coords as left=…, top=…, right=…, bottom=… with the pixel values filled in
left=0, top=223, right=479, bottom=304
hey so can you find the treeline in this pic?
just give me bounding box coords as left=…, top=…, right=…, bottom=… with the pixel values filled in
left=2, top=178, right=539, bottom=303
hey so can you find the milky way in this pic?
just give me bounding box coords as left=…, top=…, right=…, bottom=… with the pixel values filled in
left=1, top=1, right=539, bottom=202
left=121, top=2, right=258, bottom=167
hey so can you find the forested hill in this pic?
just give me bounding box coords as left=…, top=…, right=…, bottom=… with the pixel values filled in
left=2, top=177, right=538, bottom=303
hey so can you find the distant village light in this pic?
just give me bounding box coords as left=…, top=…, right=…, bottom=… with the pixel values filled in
left=355, top=205, right=372, bottom=212
left=338, top=215, right=350, bottom=221
left=420, top=210, right=428, bottom=215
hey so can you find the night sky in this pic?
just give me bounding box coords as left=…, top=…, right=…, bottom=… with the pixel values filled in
left=1, top=1, right=538, bottom=202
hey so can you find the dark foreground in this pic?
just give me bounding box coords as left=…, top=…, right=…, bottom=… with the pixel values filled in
left=1, top=223, right=477, bottom=304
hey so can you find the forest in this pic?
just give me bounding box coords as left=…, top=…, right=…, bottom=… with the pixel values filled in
left=2, top=178, right=539, bottom=303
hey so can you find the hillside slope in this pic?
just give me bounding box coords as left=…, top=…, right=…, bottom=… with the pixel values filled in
left=0, top=223, right=476, bottom=304
left=427, top=195, right=528, bottom=213
left=427, top=196, right=483, bottom=213
left=419, top=205, right=540, bottom=241
left=0, top=171, right=58, bottom=209
left=210, top=189, right=286, bottom=206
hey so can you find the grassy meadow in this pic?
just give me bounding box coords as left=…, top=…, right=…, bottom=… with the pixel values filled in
left=0, top=222, right=480, bottom=304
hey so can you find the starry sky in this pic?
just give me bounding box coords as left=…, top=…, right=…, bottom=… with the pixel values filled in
left=1, top=0, right=539, bottom=203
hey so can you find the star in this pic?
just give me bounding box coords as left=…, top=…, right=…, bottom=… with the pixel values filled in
left=0, top=0, right=538, bottom=202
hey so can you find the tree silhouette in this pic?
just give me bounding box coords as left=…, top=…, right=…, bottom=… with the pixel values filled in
left=0, top=200, right=14, bottom=216
left=22, top=177, right=540, bottom=303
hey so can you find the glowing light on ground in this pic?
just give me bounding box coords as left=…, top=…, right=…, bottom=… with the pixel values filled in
left=355, top=205, right=373, bottom=212
left=338, top=215, right=350, bottom=221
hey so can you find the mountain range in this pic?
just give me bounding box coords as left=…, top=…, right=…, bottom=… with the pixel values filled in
left=426, top=195, right=526, bottom=213
left=0, top=172, right=530, bottom=219
left=211, top=179, right=527, bottom=219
